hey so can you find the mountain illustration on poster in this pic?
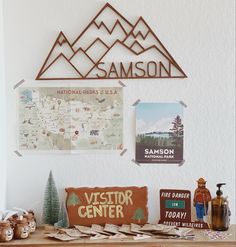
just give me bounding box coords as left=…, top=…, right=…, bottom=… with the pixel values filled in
left=36, top=3, right=187, bottom=80
left=135, top=103, right=184, bottom=164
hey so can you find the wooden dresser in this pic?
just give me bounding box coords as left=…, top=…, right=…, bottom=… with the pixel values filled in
left=0, top=225, right=235, bottom=247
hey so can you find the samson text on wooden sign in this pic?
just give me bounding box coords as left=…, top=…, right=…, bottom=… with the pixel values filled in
left=65, top=186, right=148, bottom=226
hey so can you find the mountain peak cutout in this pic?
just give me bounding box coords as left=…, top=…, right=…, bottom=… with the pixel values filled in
left=36, top=3, right=187, bottom=80
left=92, top=3, right=133, bottom=32
left=131, top=17, right=150, bottom=37
left=36, top=31, right=75, bottom=78
left=57, top=31, right=69, bottom=45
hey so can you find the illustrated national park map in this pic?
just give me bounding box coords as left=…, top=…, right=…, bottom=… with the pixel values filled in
left=18, top=87, right=123, bottom=151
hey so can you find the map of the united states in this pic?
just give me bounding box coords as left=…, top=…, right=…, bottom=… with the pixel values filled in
left=19, top=87, right=123, bottom=151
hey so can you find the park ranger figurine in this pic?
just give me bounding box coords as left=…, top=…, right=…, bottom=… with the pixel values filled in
left=193, top=178, right=211, bottom=222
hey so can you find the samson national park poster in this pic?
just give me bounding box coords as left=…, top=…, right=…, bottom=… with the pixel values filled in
left=135, top=103, right=184, bottom=164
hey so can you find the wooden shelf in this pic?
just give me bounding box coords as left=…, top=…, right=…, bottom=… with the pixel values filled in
left=0, top=225, right=235, bottom=247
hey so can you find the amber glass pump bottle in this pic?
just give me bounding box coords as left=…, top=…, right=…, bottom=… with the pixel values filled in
left=211, top=183, right=230, bottom=231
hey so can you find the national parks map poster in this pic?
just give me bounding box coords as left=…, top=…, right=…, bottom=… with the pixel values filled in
left=18, top=87, right=123, bottom=151
left=135, top=103, right=184, bottom=163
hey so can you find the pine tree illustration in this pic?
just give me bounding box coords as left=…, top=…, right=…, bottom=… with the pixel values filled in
left=132, top=208, right=145, bottom=224
left=54, top=202, right=69, bottom=228
left=67, top=192, right=81, bottom=207
left=169, top=115, right=184, bottom=147
left=42, top=170, right=60, bottom=225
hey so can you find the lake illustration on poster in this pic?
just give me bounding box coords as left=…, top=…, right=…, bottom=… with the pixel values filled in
left=135, top=103, right=184, bottom=164
left=36, top=3, right=186, bottom=80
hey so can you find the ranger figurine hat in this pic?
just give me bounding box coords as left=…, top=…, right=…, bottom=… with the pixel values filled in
left=197, top=178, right=207, bottom=184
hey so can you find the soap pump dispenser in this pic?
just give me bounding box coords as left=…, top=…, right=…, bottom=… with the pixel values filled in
left=211, top=183, right=230, bottom=231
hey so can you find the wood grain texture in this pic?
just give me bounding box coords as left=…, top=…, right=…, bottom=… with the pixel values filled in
left=0, top=225, right=235, bottom=247
left=65, top=186, right=148, bottom=226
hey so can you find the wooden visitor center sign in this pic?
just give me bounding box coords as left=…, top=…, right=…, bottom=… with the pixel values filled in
left=36, top=3, right=186, bottom=80
left=65, top=186, right=148, bottom=226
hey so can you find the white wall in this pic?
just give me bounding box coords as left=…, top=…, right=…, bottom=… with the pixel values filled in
left=0, top=0, right=6, bottom=211
left=3, top=0, right=235, bottom=223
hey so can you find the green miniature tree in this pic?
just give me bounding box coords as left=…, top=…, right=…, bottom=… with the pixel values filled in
left=54, top=202, right=69, bottom=228
left=67, top=192, right=81, bottom=207
left=132, top=208, right=145, bottom=224
left=42, top=170, right=60, bottom=225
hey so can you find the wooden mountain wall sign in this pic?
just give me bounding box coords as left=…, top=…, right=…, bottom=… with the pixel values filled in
left=36, top=3, right=187, bottom=80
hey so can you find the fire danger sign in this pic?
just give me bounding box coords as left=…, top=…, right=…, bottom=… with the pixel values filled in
left=159, top=189, right=191, bottom=226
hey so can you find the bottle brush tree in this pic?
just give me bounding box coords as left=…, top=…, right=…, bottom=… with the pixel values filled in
left=42, top=170, right=60, bottom=225
left=54, top=202, right=69, bottom=228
